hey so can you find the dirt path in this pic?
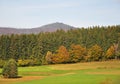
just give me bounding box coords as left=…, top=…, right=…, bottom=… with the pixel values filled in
left=0, top=76, right=44, bottom=84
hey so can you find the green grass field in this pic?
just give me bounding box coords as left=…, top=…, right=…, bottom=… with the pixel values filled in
left=0, top=60, right=120, bottom=84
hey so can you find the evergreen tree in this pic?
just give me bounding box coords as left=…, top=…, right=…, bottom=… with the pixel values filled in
left=2, top=59, right=18, bottom=78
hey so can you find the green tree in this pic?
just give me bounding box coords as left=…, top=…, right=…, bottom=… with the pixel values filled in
left=0, top=35, right=11, bottom=60
left=2, top=59, right=18, bottom=78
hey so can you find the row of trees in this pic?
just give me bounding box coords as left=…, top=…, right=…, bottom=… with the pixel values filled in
left=0, top=25, right=120, bottom=67
left=45, top=44, right=120, bottom=64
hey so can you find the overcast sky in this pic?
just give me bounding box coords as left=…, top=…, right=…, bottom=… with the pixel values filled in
left=0, top=0, right=120, bottom=28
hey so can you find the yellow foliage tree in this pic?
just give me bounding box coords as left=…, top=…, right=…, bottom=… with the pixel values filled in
left=106, top=45, right=115, bottom=59
left=87, top=44, right=103, bottom=61
left=69, top=44, right=87, bottom=62
left=45, top=51, right=53, bottom=64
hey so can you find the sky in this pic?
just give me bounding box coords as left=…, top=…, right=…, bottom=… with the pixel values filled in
left=0, top=0, right=120, bottom=29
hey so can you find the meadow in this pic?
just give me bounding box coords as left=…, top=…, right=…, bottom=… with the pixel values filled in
left=0, top=60, right=120, bottom=84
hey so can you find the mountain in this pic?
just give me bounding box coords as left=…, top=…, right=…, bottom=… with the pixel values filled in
left=0, top=22, right=75, bottom=34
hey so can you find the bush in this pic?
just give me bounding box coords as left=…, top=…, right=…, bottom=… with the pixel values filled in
left=18, top=59, right=41, bottom=67
left=2, top=59, right=18, bottom=78
left=18, top=60, right=29, bottom=67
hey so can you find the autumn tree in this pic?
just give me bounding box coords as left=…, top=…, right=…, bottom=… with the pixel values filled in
left=87, top=44, right=104, bottom=61
left=106, top=45, right=115, bottom=59
left=105, top=43, right=119, bottom=59
left=45, top=51, right=53, bottom=64
left=69, top=44, right=87, bottom=63
left=52, top=46, right=70, bottom=64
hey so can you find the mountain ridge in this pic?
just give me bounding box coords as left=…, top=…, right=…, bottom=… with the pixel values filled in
left=0, top=22, right=75, bottom=34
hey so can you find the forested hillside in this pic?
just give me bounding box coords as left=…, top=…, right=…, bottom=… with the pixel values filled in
left=0, top=25, right=120, bottom=67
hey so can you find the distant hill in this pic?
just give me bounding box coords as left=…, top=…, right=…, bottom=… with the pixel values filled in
left=0, top=22, right=75, bottom=34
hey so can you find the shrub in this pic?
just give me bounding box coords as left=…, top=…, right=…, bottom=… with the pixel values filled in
left=18, top=59, right=41, bottom=67
left=2, top=59, right=18, bottom=78
left=18, top=60, right=29, bottom=67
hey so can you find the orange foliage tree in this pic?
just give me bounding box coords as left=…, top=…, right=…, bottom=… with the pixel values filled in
left=52, top=46, right=70, bottom=64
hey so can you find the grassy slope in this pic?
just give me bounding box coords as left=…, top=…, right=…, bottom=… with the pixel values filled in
left=0, top=60, right=120, bottom=84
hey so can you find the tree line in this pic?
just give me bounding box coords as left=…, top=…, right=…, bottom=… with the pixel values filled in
left=0, top=25, right=120, bottom=67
